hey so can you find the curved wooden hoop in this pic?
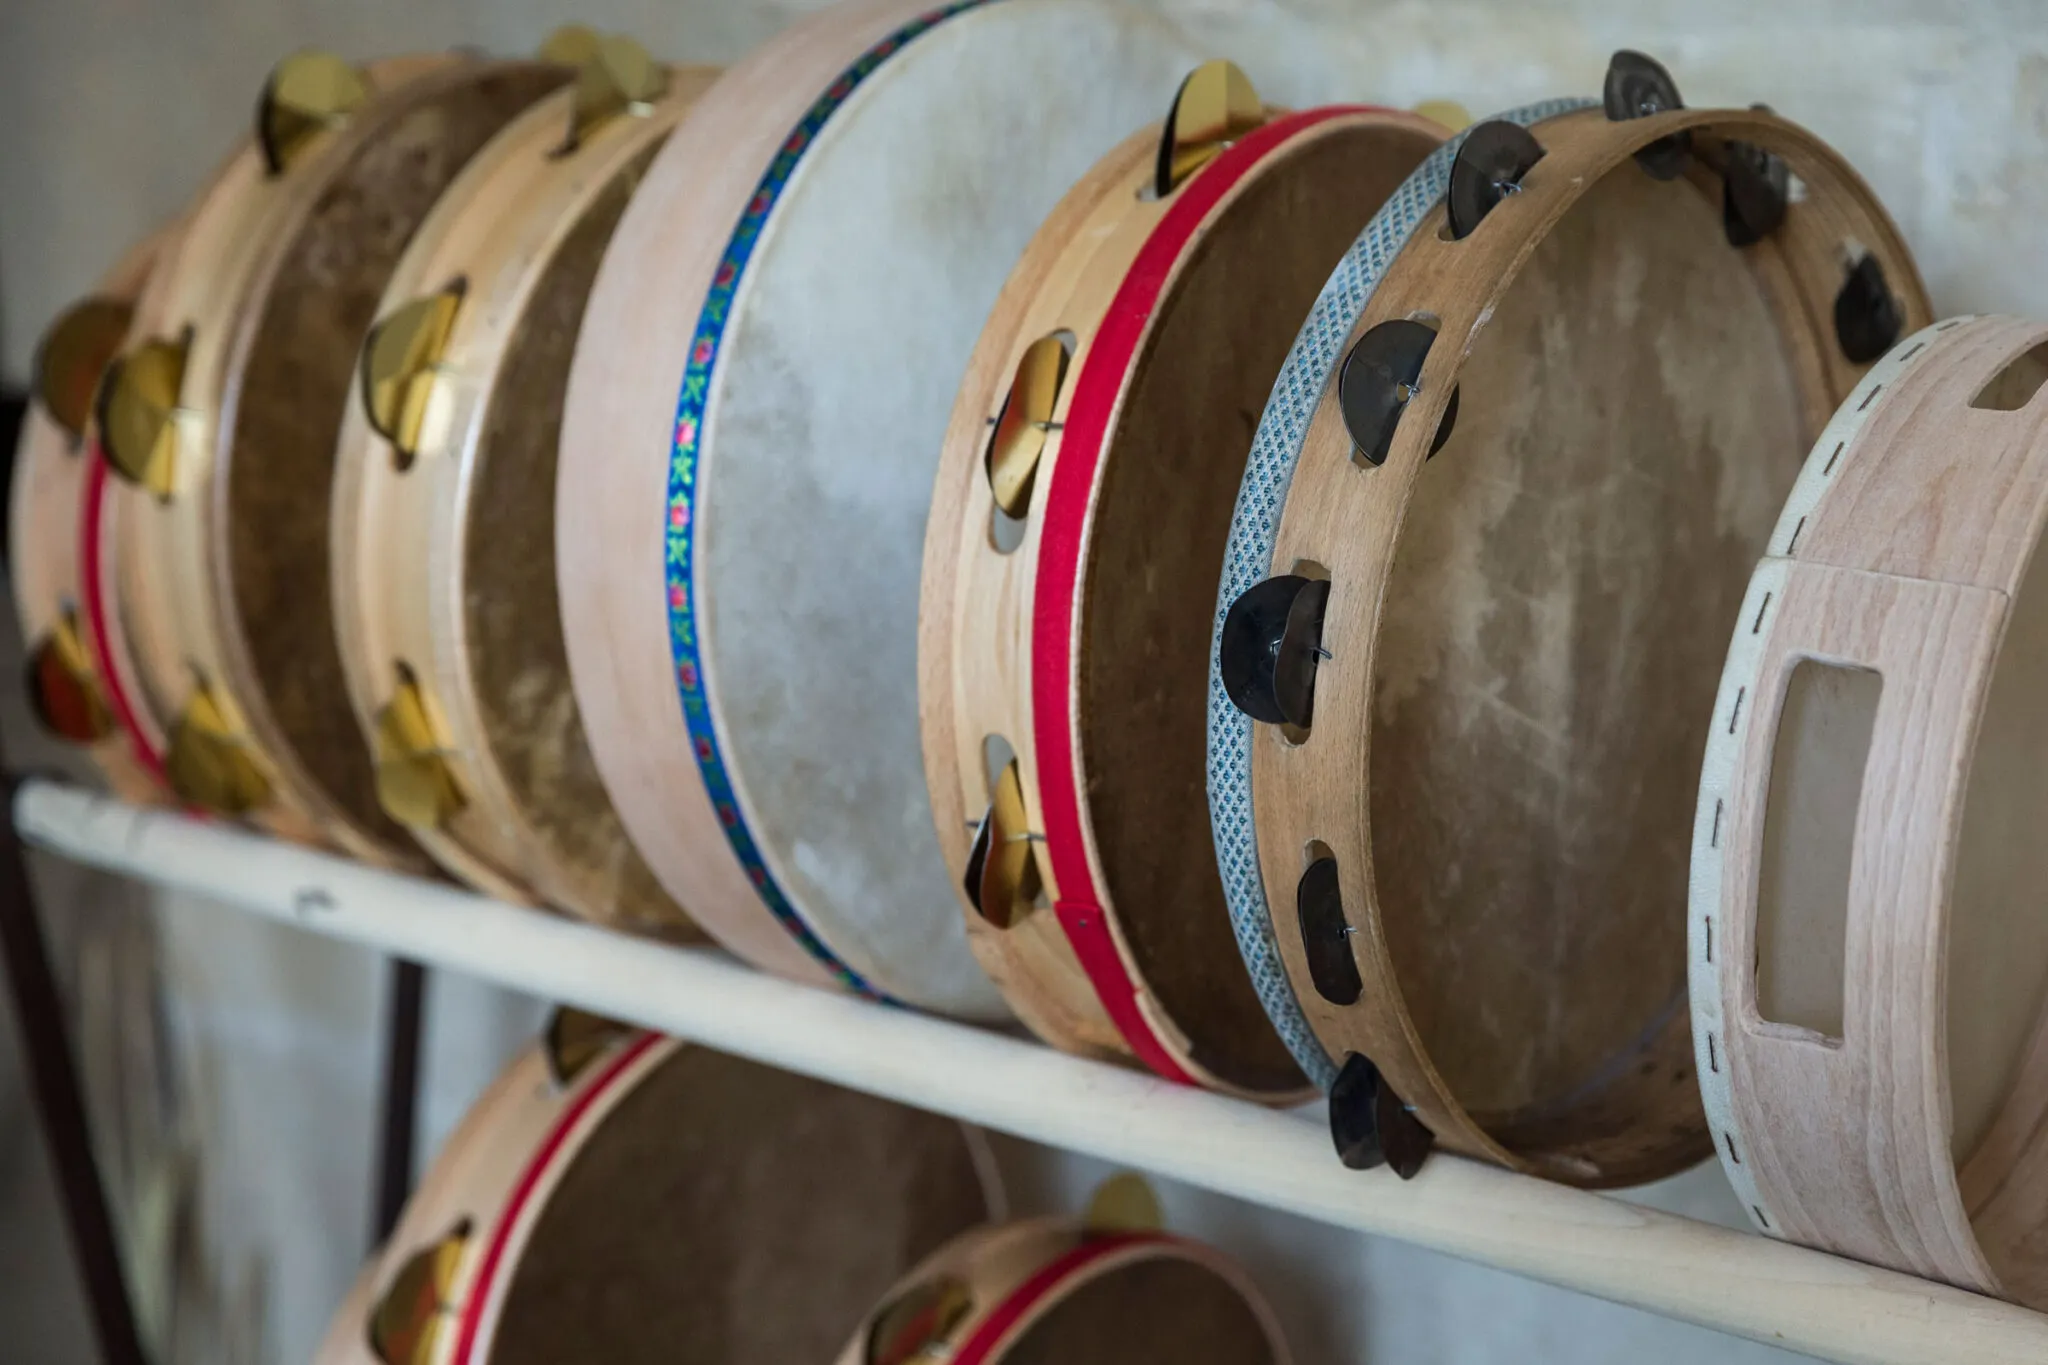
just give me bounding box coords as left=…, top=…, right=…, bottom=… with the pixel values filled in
left=333, top=69, right=715, bottom=924
left=929, top=102, right=1436, bottom=1098
left=655, top=0, right=996, bottom=999
left=1693, top=314, right=2048, bottom=1306
left=1215, top=99, right=1931, bottom=1181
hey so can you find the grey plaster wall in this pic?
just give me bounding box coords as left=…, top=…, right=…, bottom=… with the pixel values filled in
left=5, top=1, right=2044, bottom=1362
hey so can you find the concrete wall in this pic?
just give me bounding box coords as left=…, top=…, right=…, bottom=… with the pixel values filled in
left=5, top=1, right=2045, bottom=1362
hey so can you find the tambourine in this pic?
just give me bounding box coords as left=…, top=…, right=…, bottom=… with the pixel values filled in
left=1208, top=52, right=1930, bottom=1184
left=922, top=61, right=1442, bottom=1097
left=841, top=1212, right=1287, bottom=1365
left=95, top=51, right=568, bottom=858
left=557, top=0, right=1206, bottom=1014
left=10, top=227, right=172, bottom=801
left=331, top=39, right=714, bottom=931
left=1692, top=315, right=2048, bottom=1307
left=328, top=1014, right=1001, bottom=1364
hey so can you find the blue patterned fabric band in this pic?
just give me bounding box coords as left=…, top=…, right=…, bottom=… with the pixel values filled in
left=662, top=2, right=993, bottom=1000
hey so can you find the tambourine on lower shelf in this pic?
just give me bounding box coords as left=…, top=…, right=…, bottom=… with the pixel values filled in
left=841, top=1198, right=1288, bottom=1365
left=922, top=59, right=1444, bottom=1099
left=1207, top=50, right=1931, bottom=1185
left=93, top=49, right=569, bottom=861
left=1692, top=314, right=2048, bottom=1309
left=331, top=33, right=714, bottom=937
left=323, top=1013, right=1002, bottom=1365
left=11, top=224, right=174, bottom=803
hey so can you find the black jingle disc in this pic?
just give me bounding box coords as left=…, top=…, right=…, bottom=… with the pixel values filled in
left=1296, top=856, right=1362, bottom=1007
left=1330, top=1052, right=1436, bottom=1177
left=1219, top=574, right=1329, bottom=729
left=1447, top=119, right=1546, bottom=239
left=1604, top=49, right=1691, bottom=180
left=1721, top=138, right=1789, bottom=246
left=1835, top=252, right=1904, bottom=364
left=1338, top=318, right=1457, bottom=467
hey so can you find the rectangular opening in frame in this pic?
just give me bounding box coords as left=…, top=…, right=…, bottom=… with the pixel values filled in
left=1754, top=658, right=1882, bottom=1041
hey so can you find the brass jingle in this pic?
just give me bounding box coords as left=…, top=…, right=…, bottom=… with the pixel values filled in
left=962, top=758, right=1043, bottom=930
left=96, top=333, right=189, bottom=496
left=542, top=1007, right=636, bottom=1089
left=33, top=296, right=135, bottom=442
left=367, top=1220, right=470, bottom=1365
left=1085, top=1170, right=1163, bottom=1234
left=984, top=331, right=1072, bottom=519
left=561, top=33, right=668, bottom=152
left=865, top=1274, right=975, bottom=1365
left=360, top=283, right=465, bottom=469
left=165, top=678, right=272, bottom=815
left=372, top=665, right=466, bottom=829
left=25, top=610, right=115, bottom=744
left=257, top=51, right=371, bottom=175
left=1153, top=59, right=1264, bottom=197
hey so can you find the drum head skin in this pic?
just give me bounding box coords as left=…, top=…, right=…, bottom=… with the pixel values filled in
left=220, top=59, right=568, bottom=854
left=332, top=68, right=714, bottom=933
left=1693, top=316, right=2048, bottom=1307
left=108, top=55, right=564, bottom=857
left=838, top=1219, right=1287, bottom=1365
left=559, top=0, right=1206, bottom=1014
left=1209, top=96, right=1928, bottom=1183
left=925, top=94, right=1442, bottom=1097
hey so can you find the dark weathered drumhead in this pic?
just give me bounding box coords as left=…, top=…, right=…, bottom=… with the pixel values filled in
left=491, top=1047, right=991, bottom=1364
left=1000, top=1254, right=1275, bottom=1365
left=1370, top=164, right=1805, bottom=1174
left=464, top=141, right=680, bottom=932
left=222, top=62, right=564, bottom=848
left=1078, top=118, right=1436, bottom=1094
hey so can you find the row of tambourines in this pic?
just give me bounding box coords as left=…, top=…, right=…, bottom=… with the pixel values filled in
left=308, top=1010, right=1280, bottom=1365
left=14, top=0, right=2048, bottom=1319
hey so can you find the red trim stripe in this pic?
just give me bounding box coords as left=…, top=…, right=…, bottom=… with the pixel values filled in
left=951, top=1232, right=1171, bottom=1364
left=78, top=447, right=169, bottom=786
left=1031, top=106, right=1370, bottom=1085
left=451, top=1032, right=663, bottom=1360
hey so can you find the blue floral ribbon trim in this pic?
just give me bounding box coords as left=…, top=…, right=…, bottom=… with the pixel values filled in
left=663, top=1, right=994, bottom=1000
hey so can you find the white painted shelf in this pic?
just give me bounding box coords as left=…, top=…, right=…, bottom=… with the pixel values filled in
left=16, top=778, right=2048, bottom=1365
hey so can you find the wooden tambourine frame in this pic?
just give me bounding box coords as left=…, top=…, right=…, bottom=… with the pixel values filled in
left=839, top=1217, right=1287, bottom=1365
left=1692, top=315, right=2048, bottom=1308
left=924, top=69, right=1441, bottom=1098
left=324, top=1019, right=1004, bottom=1365
left=98, top=54, right=566, bottom=860
left=1213, top=86, right=1931, bottom=1184
left=332, top=61, right=715, bottom=928
left=11, top=227, right=173, bottom=803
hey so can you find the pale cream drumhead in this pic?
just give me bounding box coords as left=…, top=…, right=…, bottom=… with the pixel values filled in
left=100, top=53, right=567, bottom=858
left=1212, top=76, right=1930, bottom=1184
left=10, top=226, right=172, bottom=802
left=1692, top=315, right=2048, bottom=1308
left=556, top=0, right=1208, bottom=1013
left=924, top=68, right=1443, bottom=1096
left=332, top=53, right=715, bottom=931
left=840, top=1218, right=1287, bottom=1365
left=336, top=1019, right=1001, bottom=1364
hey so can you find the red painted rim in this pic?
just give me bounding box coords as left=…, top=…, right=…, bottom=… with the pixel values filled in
left=78, top=446, right=169, bottom=786
left=950, top=1231, right=1172, bottom=1364
left=1030, top=105, right=1375, bottom=1087
left=451, top=1032, right=663, bottom=1360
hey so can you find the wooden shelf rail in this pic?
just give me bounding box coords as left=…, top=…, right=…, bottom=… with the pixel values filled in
left=17, top=779, right=2048, bottom=1365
